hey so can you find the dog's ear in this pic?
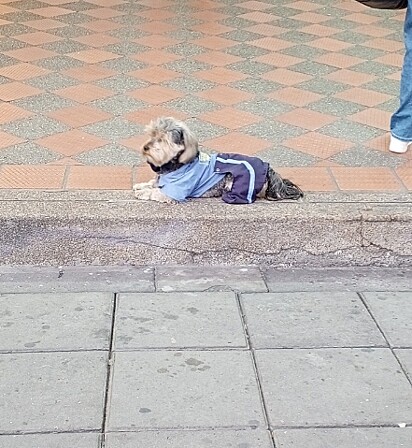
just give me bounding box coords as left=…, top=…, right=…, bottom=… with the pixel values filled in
left=175, top=122, right=198, bottom=164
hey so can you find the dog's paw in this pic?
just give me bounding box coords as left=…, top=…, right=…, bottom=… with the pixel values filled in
left=134, top=189, right=152, bottom=200
left=133, top=182, right=151, bottom=191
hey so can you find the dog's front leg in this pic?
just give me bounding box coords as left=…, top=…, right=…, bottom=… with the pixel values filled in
left=133, top=178, right=157, bottom=191
left=134, top=187, right=176, bottom=203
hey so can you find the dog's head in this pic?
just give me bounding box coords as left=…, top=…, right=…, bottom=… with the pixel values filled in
left=141, top=117, right=199, bottom=170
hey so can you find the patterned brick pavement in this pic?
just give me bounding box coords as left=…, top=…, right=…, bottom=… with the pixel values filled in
left=0, top=0, right=411, bottom=192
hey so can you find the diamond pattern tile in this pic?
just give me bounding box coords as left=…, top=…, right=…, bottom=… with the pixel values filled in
left=0, top=0, right=407, bottom=191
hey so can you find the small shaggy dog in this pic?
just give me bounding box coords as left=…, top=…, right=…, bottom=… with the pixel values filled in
left=133, top=117, right=303, bottom=204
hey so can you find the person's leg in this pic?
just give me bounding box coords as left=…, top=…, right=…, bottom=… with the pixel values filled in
left=390, top=0, right=412, bottom=153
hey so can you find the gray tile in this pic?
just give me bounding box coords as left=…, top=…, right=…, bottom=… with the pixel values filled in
left=352, top=61, right=399, bottom=77
left=82, top=117, right=143, bottom=140
left=376, top=97, right=400, bottom=112
left=220, top=17, right=255, bottom=29
left=215, top=5, right=249, bottom=16
left=184, top=117, right=227, bottom=141
left=334, top=30, right=371, bottom=44
left=256, top=348, right=412, bottom=427
left=101, top=56, right=144, bottom=73
left=0, top=23, right=34, bottom=36
left=331, top=147, right=403, bottom=168
left=227, top=60, right=274, bottom=76
left=2, top=116, right=68, bottom=140
left=106, top=430, right=272, bottom=448
left=342, top=46, right=386, bottom=60
left=112, top=2, right=147, bottom=13
left=308, top=97, right=365, bottom=117
left=166, top=96, right=219, bottom=115
left=104, top=42, right=149, bottom=56
left=395, top=349, right=412, bottom=381
left=41, top=39, right=89, bottom=54
left=274, top=427, right=412, bottom=448
left=108, top=351, right=264, bottom=430
left=230, top=77, right=281, bottom=95
left=363, top=292, right=412, bottom=347
left=363, top=78, right=400, bottom=96
left=166, top=42, right=207, bottom=57
left=0, top=142, right=62, bottom=165
left=237, top=98, right=293, bottom=118
left=270, top=18, right=307, bottom=29
left=95, top=74, right=149, bottom=94
left=0, top=433, right=100, bottom=448
left=26, top=72, right=79, bottom=91
left=0, top=351, right=107, bottom=432
left=257, top=146, right=318, bottom=167
left=280, top=45, right=326, bottom=60
left=48, top=26, right=92, bottom=39
left=226, top=43, right=270, bottom=58
left=92, top=94, right=147, bottom=116
left=13, top=92, right=75, bottom=113
left=63, top=1, right=99, bottom=11
left=54, top=12, right=92, bottom=25
left=242, top=292, right=385, bottom=349
left=75, top=144, right=141, bottom=166
left=156, top=266, right=267, bottom=293
left=165, top=59, right=211, bottom=75
left=0, top=292, right=113, bottom=352
left=115, top=292, right=246, bottom=349
left=166, top=16, right=203, bottom=27
left=6, top=0, right=47, bottom=9
left=298, top=78, right=350, bottom=95
left=108, top=26, right=147, bottom=40
left=222, top=29, right=263, bottom=42
left=280, top=30, right=318, bottom=43
left=290, top=61, right=338, bottom=76
left=244, top=120, right=304, bottom=141
left=0, top=266, right=155, bottom=294
left=2, top=11, right=43, bottom=22
left=0, top=53, right=18, bottom=67
left=319, top=120, right=383, bottom=143
left=166, top=29, right=203, bottom=41
left=35, top=55, right=85, bottom=71
left=0, top=37, right=27, bottom=52
left=163, top=77, right=215, bottom=94
left=322, top=18, right=359, bottom=30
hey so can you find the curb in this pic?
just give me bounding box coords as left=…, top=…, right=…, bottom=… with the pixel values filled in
left=1, top=191, right=411, bottom=266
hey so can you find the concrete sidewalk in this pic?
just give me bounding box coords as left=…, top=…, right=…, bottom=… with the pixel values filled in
left=0, top=266, right=411, bottom=447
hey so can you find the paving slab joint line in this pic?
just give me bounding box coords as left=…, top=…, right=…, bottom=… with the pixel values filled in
left=101, top=292, right=118, bottom=446
left=357, top=292, right=412, bottom=389
left=235, top=292, right=275, bottom=448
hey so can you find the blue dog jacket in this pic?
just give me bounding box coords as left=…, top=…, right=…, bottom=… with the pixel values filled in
left=158, top=152, right=269, bottom=204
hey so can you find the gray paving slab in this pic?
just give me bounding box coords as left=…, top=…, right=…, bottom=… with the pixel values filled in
left=0, top=433, right=100, bottom=448
left=241, top=292, right=385, bottom=348
left=0, top=352, right=107, bottom=433
left=108, top=351, right=264, bottom=430
left=274, top=427, right=412, bottom=448
left=0, top=292, right=113, bottom=352
left=0, top=266, right=154, bottom=293
left=395, top=349, right=412, bottom=382
left=255, top=348, right=412, bottom=427
left=155, top=266, right=267, bottom=293
left=106, top=430, right=273, bottom=447
left=363, top=292, right=412, bottom=348
left=115, top=292, right=246, bottom=349
left=264, top=268, right=412, bottom=292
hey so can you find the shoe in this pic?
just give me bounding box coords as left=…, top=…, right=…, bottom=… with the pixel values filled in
left=389, top=136, right=411, bottom=154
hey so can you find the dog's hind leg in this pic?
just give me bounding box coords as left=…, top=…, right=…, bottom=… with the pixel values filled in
left=265, top=168, right=303, bottom=201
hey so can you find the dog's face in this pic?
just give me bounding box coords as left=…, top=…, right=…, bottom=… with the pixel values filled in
left=141, top=117, right=199, bottom=168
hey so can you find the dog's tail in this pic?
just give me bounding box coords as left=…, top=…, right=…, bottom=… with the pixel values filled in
left=265, top=169, right=304, bottom=201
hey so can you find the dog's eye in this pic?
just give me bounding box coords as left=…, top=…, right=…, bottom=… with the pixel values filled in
left=143, top=145, right=150, bottom=152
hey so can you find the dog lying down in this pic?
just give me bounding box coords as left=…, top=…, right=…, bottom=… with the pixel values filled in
left=133, top=117, right=303, bottom=204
